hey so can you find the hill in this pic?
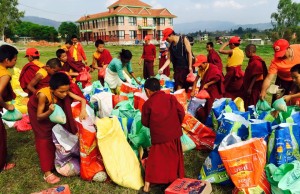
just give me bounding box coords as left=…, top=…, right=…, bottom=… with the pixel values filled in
left=21, top=16, right=62, bottom=29
left=174, top=20, right=272, bottom=34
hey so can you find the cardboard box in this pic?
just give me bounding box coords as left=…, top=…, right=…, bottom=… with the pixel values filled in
left=165, top=178, right=212, bottom=194
left=31, top=184, right=71, bottom=194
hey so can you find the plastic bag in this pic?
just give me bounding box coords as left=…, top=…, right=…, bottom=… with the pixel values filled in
left=272, top=97, right=287, bottom=112
left=133, top=92, right=148, bottom=112
left=98, top=67, right=106, bottom=78
left=52, top=124, right=80, bottom=177
left=2, top=108, right=23, bottom=121
left=77, top=118, right=106, bottom=181
left=195, top=89, right=210, bottom=99
left=256, top=99, right=271, bottom=112
left=234, top=97, right=245, bottom=112
left=112, top=95, right=129, bottom=108
left=49, top=104, right=66, bottom=124
left=187, top=97, right=206, bottom=117
left=219, top=136, right=267, bottom=190
left=248, top=119, right=272, bottom=142
left=76, top=68, right=91, bottom=82
left=180, top=133, right=196, bottom=152
left=95, top=117, right=144, bottom=190
left=186, top=72, right=196, bottom=83
left=173, top=89, right=188, bottom=111
left=13, top=114, right=32, bottom=132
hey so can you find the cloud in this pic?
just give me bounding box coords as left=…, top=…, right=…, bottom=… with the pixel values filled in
left=195, top=3, right=209, bottom=9
left=252, top=0, right=268, bottom=6
left=213, top=0, right=244, bottom=9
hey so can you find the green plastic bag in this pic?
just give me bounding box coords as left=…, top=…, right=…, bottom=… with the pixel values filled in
left=49, top=104, right=66, bottom=124
left=272, top=97, right=287, bottom=112
left=180, top=133, right=196, bottom=152
left=256, top=99, right=271, bottom=112
left=2, top=109, right=22, bottom=121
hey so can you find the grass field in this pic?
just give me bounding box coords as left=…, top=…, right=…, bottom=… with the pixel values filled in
left=0, top=41, right=275, bottom=194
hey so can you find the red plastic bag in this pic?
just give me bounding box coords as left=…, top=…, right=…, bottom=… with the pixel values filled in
left=173, top=89, right=188, bottom=111
left=76, top=67, right=91, bottom=82
left=196, top=89, right=210, bottom=99
left=182, top=114, right=216, bottom=150
left=133, top=92, right=148, bottom=112
left=186, top=72, right=196, bottom=83
left=13, top=114, right=32, bottom=132
left=98, top=67, right=106, bottom=79
left=77, top=120, right=106, bottom=181
left=112, top=95, right=129, bottom=108
left=120, top=83, right=141, bottom=93
left=165, top=178, right=212, bottom=194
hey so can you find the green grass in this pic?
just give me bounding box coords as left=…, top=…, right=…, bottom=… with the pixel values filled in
left=0, top=41, right=275, bottom=194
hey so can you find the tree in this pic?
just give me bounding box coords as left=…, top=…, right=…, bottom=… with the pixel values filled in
left=58, top=22, right=79, bottom=40
left=271, top=0, right=300, bottom=38
left=0, top=0, right=24, bottom=41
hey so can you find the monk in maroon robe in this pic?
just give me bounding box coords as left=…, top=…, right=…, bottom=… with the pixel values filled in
left=243, top=44, right=268, bottom=109
left=27, top=72, right=87, bottom=184
left=191, top=55, right=224, bottom=123
left=0, top=45, right=18, bottom=171
left=206, top=41, right=223, bottom=72
left=140, top=78, right=185, bottom=194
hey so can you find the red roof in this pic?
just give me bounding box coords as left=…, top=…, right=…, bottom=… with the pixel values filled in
left=108, top=0, right=151, bottom=9
left=77, top=8, right=176, bottom=22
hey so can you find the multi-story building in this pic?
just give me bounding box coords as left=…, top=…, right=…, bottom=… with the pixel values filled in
left=76, top=0, right=176, bottom=44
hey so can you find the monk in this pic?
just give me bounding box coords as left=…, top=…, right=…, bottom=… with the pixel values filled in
left=19, top=48, right=45, bottom=96
left=191, top=55, right=224, bottom=123
left=91, top=39, right=113, bottom=85
left=243, top=44, right=268, bottom=109
left=0, top=45, right=18, bottom=171
left=206, top=41, right=223, bottom=72
left=139, top=35, right=156, bottom=79
left=27, top=58, right=62, bottom=95
left=140, top=78, right=185, bottom=194
left=27, top=72, right=87, bottom=184
left=219, top=36, right=244, bottom=99
left=158, top=41, right=170, bottom=76
left=56, top=49, right=82, bottom=77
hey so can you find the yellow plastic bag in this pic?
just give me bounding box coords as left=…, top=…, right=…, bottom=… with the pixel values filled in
left=234, top=97, right=245, bottom=112
left=95, top=117, right=144, bottom=190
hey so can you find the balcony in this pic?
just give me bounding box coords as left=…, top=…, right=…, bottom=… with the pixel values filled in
left=80, top=29, right=93, bottom=33
left=138, top=24, right=156, bottom=30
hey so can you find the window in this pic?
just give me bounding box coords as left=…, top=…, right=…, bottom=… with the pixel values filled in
left=169, top=18, right=173, bottom=25
left=153, top=18, right=157, bottom=26
left=143, top=17, right=147, bottom=26
left=129, top=17, right=137, bottom=25
left=117, top=30, right=125, bottom=39
left=157, top=30, right=163, bottom=39
left=112, top=17, right=115, bottom=26
left=158, top=18, right=165, bottom=26
left=129, top=30, right=137, bottom=39
left=92, top=20, right=95, bottom=28
left=116, top=16, right=124, bottom=25
left=108, top=18, right=111, bottom=26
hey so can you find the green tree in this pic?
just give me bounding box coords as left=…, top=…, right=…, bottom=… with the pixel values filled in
left=271, top=0, right=300, bottom=38
left=58, top=22, right=79, bottom=40
left=0, top=0, right=24, bottom=41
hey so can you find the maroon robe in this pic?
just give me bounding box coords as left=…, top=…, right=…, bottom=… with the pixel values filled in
left=27, top=90, right=78, bottom=172
left=0, top=80, right=16, bottom=171
left=142, top=91, right=185, bottom=183
left=95, top=49, right=113, bottom=84
left=159, top=50, right=170, bottom=76
left=19, top=62, right=40, bottom=96
left=224, top=66, right=244, bottom=100
left=196, top=64, right=224, bottom=123
left=243, top=56, right=268, bottom=109
left=207, top=49, right=223, bottom=72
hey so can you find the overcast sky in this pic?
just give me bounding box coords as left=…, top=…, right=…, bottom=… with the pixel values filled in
left=17, top=0, right=300, bottom=24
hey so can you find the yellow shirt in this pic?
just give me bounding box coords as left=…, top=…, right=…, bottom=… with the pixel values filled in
left=0, top=65, right=11, bottom=77
left=36, top=87, right=57, bottom=104
left=32, top=60, right=45, bottom=68
left=36, top=68, right=48, bottom=79
left=227, top=47, right=244, bottom=67
left=197, top=63, right=210, bottom=78
left=73, top=44, right=78, bottom=61
left=93, top=51, right=101, bottom=60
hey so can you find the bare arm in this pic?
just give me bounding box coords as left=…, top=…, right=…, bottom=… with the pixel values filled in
left=184, top=37, right=193, bottom=73
left=158, top=52, right=171, bottom=74
left=0, top=75, right=14, bottom=110
left=27, top=73, right=43, bottom=94
left=219, top=42, right=232, bottom=55
left=191, top=75, right=200, bottom=97
left=260, top=73, right=276, bottom=100
left=36, top=93, right=54, bottom=121
left=129, top=72, right=141, bottom=85
left=203, top=80, right=218, bottom=89
left=68, top=91, right=87, bottom=121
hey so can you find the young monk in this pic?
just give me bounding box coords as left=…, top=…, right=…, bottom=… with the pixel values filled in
left=139, top=35, right=156, bottom=79
left=158, top=41, right=170, bottom=76
left=27, top=58, right=62, bottom=95
left=56, top=49, right=81, bottom=78
left=243, top=44, right=268, bottom=109
left=206, top=41, right=223, bottom=72
left=140, top=78, right=185, bottom=194
left=61, top=39, right=73, bottom=60
left=191, top=55, right=224, bottom=123
left=27, top=72, right=87, bottom=184
left=19, top=48, right=44, bottom=96
left=0, top=45, right=18, bottom=171
left=283, top=64, right=300, bottom=105
left=219, top=36, right=244, bottom=99
left=91, top=39, right=113, bottom=85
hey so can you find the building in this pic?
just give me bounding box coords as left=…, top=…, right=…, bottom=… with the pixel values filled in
left=76, top=0, right=176, bottom=45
